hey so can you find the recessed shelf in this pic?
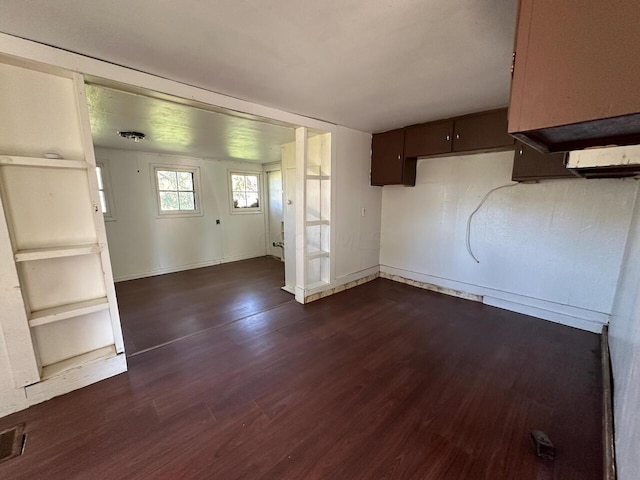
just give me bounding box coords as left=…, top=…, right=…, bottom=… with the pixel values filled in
left=40, top=345, right=117, bottom=380
left=306, top=249, right=330, bottom=260
left=0, top=155, right=87, bottom=170
left=306, top=175, right=331, bottom=181
left=15, top=243, right=101, bottom=262
left=305, top=220, right=330, bottom=226
left=29, top=297, right=109, bottom=328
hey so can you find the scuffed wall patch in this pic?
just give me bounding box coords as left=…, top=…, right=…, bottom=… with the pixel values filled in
left=379, top=271, right=483, bottom=303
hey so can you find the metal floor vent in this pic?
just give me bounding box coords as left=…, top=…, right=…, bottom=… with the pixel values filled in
left=0, top=423, right=26, bottom=464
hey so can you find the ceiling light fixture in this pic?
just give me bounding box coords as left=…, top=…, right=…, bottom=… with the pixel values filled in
left=117, top=131, right=146, bottom=142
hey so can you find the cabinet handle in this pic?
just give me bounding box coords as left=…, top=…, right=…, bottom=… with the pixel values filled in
left=446, top=135, right=451, bottom=141
left=398, top=154, right=401, bottom=160
left=456, top=133, right=460, bottom=140
left=519, top=148, right=524, bottom=156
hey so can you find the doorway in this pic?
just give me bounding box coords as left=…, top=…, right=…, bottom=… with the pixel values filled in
left=265, top=167, right=283, bottom=260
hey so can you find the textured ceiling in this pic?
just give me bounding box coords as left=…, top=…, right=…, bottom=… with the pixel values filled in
left=86, top=85, right=295, bottom=163
left=0, top=0, right=517, bottom=133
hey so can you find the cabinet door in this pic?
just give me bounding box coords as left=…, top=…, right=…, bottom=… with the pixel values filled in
left=404, top=120, right=453, bottom=158
left=512, top=141, right=573, bottom=181
left=452, top=109, right=514, bottom=153
left=509, top=0, right=640, bottom=135
left=371, top=129, right=405, bottom=186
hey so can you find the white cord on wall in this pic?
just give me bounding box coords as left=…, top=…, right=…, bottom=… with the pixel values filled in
left=466, top=183, right=518, bottom=263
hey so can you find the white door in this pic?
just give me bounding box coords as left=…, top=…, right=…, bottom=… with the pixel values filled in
left=0, top=59, right=125, bottom=395
left=266, top=169, right=283, bottom=259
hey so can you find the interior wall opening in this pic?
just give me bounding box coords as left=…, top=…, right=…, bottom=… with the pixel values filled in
left=85, top=81, right=302, bottom=354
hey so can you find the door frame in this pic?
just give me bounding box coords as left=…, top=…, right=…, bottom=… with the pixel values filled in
left=263, top=161, right=283, bottom=260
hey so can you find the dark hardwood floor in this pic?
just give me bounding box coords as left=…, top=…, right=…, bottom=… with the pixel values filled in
left=0, top=262, right=602, bottom=479
left=115, top=256, right=292, bottom=354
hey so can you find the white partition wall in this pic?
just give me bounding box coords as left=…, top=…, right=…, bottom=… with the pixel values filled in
left=0, top=58, right=126, bottom=410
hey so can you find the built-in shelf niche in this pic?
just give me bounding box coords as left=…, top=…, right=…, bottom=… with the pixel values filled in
left=304, top=131, right=331, bottom=288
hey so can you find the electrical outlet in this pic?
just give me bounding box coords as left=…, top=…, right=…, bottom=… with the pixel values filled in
left=361, top=208, right=366, bottom=217
left=216, top=219, right=221, bottom=225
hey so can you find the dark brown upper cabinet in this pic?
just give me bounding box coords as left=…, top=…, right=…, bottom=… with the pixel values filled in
left=371, top=109, right=520, bottom=186
left=404, top=120, right=454, bottom=158
left=511, top=141, right=575, bottom=182
left=509, top=0, right=640, bottom=152
left=452, top=109, right=514, bottom=153
left=371, top=128, right=415, bottom=186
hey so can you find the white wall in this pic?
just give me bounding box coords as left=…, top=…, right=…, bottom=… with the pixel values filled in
left=334, top=126, right=382, bottom=281
left=380, top=150, right=639, bottom=331
left=95, top=148, right=267, bottom=281
left=609, top=191, right=640, bottom=480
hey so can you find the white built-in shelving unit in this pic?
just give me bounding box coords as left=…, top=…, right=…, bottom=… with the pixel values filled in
left=294, top=128, right=332, bottom=300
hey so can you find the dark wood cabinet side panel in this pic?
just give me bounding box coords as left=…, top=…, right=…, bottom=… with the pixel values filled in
left=371, top=129, right=405, bottom=185
left=402, top=157, right=417, bottom=186
left=453, top=109, right=514, bottom=152
left=512, top=141, right=573, bottom=181
left=404, top=120, right=453, bottom=157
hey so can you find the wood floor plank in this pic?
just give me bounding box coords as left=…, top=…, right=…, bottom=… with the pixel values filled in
left=0, top=257, right=602, bottom=479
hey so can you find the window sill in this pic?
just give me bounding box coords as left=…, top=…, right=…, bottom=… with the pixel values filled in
left=156, top=211, right=204, bottom=219
left=230, top=209, right=263, bottom=215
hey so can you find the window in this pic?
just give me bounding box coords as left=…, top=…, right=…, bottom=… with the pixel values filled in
left=229, top=172, right=262, bottom=213
left=153, top=165, right=202, bottom=216
left=95, top=162, right=115, bottom=221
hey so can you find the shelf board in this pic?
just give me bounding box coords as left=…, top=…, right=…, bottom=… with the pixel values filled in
left=306, top=250, right=330, bottom=260
left=29, top=297, right=110, bottom=328
left=306, top=174, right=331, bottom=181
left=305, top=220, right=330, bottom=226
left=15, top=243, right=101, bottom=262
left=0, top=155, right=87, bottom=170
left=40, top=345, right=117, bottom=381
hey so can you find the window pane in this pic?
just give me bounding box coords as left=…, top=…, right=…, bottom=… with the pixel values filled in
left=159, top=191, right=180, bottom=211
left=178, top=191, right=195, bottom=210
left=177, top=171, right=193, bottom=191
left=246, top=193, right=259, bottom=208
left=157, top=170, right=178, bottom=190
left=233, top=192, right=247, bottom=209
left=232, top=174, right=245, bottom=192
left=96, top=166, right=104, bottom=190
left=99, top=190, right=108, bottom=214
left=245, top=175, right=258, bottom=192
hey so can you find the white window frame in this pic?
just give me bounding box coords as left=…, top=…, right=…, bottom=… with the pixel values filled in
left=151, top=164, right=203, bottom=218
left=229, top=170, right=263, bottom=214
left=96, top=161, right=116, bottom=221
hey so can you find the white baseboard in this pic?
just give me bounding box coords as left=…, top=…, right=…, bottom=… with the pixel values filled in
left=483, top=297, right=603, bottom=333
left=380, top=265, right=608, bottom=333
left=113, top=252, right=267, bottom=282
left=303, top=265, right=380, bottom=303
